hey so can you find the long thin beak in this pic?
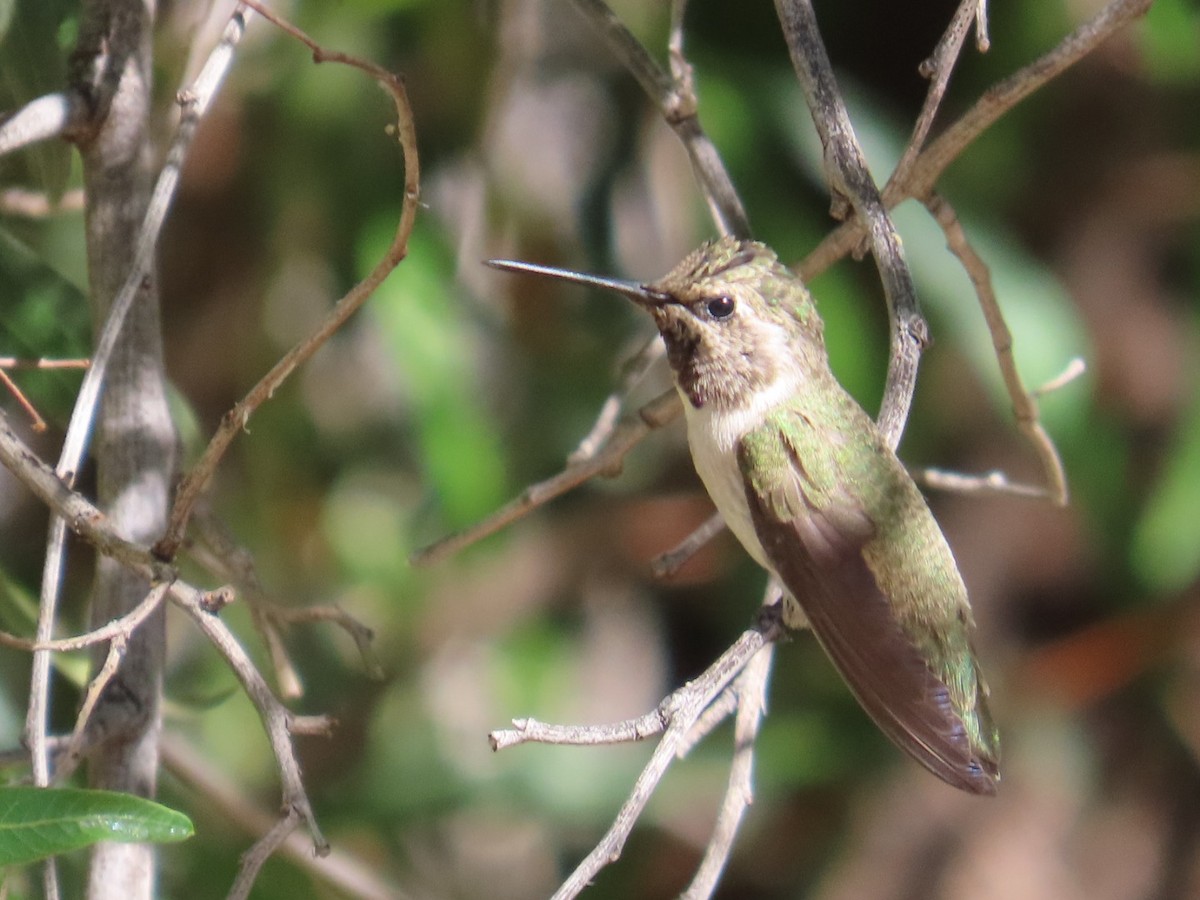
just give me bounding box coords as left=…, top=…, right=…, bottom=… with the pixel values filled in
left=485, top=258, right=665, bottom=306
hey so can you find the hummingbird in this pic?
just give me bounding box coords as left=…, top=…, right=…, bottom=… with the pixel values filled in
left=487, top=237, right=1000, bottom=795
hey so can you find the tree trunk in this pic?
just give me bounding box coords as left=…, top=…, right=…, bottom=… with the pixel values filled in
left=71, top=1, right=174, bottom=897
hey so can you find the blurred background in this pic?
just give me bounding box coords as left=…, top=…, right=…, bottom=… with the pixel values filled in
left=2, top=0, right=1200, bottom=897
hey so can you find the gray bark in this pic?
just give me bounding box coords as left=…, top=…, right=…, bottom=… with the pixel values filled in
left=70, top=1, right=174, bottom=897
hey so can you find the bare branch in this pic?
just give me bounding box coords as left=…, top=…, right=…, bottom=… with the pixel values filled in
left=0, top=579, right=169, bottom=653
left=569, top=0, right=750, bottom=239
left=20, top=19, right=254, bottom=872
left=188, top=508, right=383, bottom=691
left=651, top=510, right=724, bottom=578
left=925, top=192, right=1069, bottom=504
left=58, top=630, right=129, bottom=783
left=0, top=413, right=169, bottom=578
left=0, top=357, right=90, bottom=369
left=974, top=0, right=991, bottom=52
left=681, top=645, right=773, bottom=900
left=801, top=0, right=1155, bottom=279
left=890, top=0, right=982, bottom=196
left=0, top=367, right=49, bottom=433
left=169, top=579, right=332, bottom=863
left=156, top=2, right=421, bottom=560
left=773, top=0, right=928, bottom=452
left=500, top=610, right=785, bottom=899
left=0, top=411, right=330, bottom=888
left=569, top=335, right=664, bottom=464
left=54, top=5, right=251, bottom=497
left=916, top=467, right=1050, bottom=499
left=230, top=806, right=303, bottom=900
left=913, top=358, right=1084, bottom=500
left=1035, top=357, right=1087, bottom=397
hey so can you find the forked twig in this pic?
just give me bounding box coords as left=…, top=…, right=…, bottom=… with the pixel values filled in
left=171, top=579, right=336, bottom=875
left=801, top=0, right=1155, bottom=279
left=189, top=507, right=383, bottom=694
left=488, top=608, right=785, bottom=900
left=0, top=358, right=88, bottom=437
left=0, top=576, right=169, bottom=672
left=888, top=0, right=986, bottom=196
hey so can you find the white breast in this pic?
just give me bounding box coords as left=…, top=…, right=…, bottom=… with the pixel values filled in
left=680, top=375, right=798, bottom=572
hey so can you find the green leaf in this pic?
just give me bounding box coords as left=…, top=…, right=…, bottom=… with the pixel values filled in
left=0, top=787, right=193, bottom=868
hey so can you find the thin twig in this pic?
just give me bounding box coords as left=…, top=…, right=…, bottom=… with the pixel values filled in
left=0, top=367, right=48, bottom=432
left=170, top=579, right=334, bottom=861
left=156, top=0, right=421, bottom=560
left=230, top=806, right=302, bottom=900
left=189, top=508, right=383, bottom=690
left=1035, top=357, right=1087, bottom=397
left=0, top=357, right=91, bottom=369
left=54, top=5, right=251, bottom=498
left=0, top=409, right=332, bottom=884
left=0, top=187, right=86, bottom=217
left=0, top=579, right=169, bottom=653
left=57, top=631, right=129, bottom=783
left=651, top=510, right=725, bottom=578
left=916, top=467, right=1049, bottom=499
left=974, top=0, right=991, bottom=52
left=925, top=192, right=1069, bottom=504
left=773, top=0, right=927, bottom=452
left=412, top=388, right=681, bottom=567
left=913, top=357, right=1085, bottom=499
left=569, top=335, right=664, bottom=464
left=263, top=603, right=383, bottom=680
left=569, top=0, right=750, bottom=240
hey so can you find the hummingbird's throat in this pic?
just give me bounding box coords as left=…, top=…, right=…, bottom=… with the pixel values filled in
left=656, top=314, right=782, bottom=413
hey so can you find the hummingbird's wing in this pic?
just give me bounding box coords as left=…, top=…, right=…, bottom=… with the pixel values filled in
left=737, top=408, right=999, bottom=795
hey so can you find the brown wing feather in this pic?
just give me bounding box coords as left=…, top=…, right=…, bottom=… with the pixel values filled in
left=741, top=457, right=998, bottom=795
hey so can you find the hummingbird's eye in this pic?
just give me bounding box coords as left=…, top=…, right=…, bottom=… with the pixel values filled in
left=705, top=295, right=735, bottom=319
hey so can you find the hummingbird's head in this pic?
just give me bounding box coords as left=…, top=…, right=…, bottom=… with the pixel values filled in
left=638, top=237, right=825, bottom=411
left=485, top=237, right=826, bottom=412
